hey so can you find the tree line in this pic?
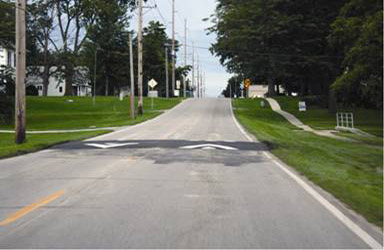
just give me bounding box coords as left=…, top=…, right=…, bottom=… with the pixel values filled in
left=208, top=0, right=382, bottom=109
left=0, top=0, right=191, bottom=98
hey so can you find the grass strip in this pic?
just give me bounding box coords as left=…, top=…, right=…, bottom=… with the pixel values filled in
left=233, top=98, right=383, bottom=228
left=0, top=131, right=109, bottom=159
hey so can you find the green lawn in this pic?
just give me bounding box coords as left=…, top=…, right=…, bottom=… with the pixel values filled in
left=0, top=131, right=108, bottom=159
left=0, top=96, right=182, bottom=159
left=0, top=96, right=183, bottom=130
left=233, top=98, right=383, bottom=228
left=273, top=96, right=383, bottom=137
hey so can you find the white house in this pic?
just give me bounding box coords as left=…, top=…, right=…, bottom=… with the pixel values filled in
left=27, top=66, right=92, bottom=97
left=0, top=43, right=16, bottom=68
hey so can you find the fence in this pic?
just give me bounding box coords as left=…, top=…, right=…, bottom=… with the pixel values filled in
left=336, top=113, right=354, bottom=129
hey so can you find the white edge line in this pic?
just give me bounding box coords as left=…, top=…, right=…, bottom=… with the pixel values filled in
left=229, top=100, right=254, bottom=142
left=229, top=98, right=382, bottom=249
left=272, top=160, right=381, bottom=249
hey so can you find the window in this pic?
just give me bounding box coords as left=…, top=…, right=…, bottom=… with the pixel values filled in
left=7, top=51, right=12, bottom=66
left=59, top=86, right=63, bottom=93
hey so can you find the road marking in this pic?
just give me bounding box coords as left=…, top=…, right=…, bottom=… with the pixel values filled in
left=229, top=99, right=382, bottom=249
left=180, top=144, right=238, bottom=150
left=272, top=160, right=381, bottom=249
left=229, top=100, right=254, bottom=142
left=85, top=142, right=138, bottom=149
left=0, top=190, right=65, bottom=227
left=263, top=151, right=272, bottom=159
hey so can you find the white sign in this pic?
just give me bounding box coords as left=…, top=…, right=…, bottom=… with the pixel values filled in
left=148, top=79, right=158, bottom=88
left=174, top=90, right=180, bottom=97
left=148, top=91, right=158, bottom=98
left=299, top=101, right=306, bottom=112
left=176, top=80, right=181, bottom=90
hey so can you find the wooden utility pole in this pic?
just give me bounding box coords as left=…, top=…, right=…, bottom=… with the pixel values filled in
left=93, top=48, right=97, bottom=105
left=197, top=55, right=200, bottom=98
left=129, top=33, right=135, bottom=119
left=165, top=47, right=169, bottom=98
left=184, top=19, right=187, bottom=98
left=137, top=0, right=144, bottom=115
left=171, top=0, right=175, bottom=97
left=15, top=0, right=26, bottom=144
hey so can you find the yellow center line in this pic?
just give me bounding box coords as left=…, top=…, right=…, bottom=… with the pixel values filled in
left=0, top=190, right=65, bottom=227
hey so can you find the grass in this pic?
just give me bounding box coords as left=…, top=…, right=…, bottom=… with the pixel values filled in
left=233, top=98, right=383, bottom=228
left=0, top=131, right=108, bottom=159
left=0, top=96, right=182, bottom=158
left=0, top=96, right=183, bottom=130
left=273, top=96, right=383, bottom=137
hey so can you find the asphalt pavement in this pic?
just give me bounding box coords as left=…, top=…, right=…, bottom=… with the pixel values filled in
left=0, top=98, right=381, bottom=249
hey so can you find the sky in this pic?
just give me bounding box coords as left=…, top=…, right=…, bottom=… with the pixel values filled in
left=130, top=0, right=232, bottom=97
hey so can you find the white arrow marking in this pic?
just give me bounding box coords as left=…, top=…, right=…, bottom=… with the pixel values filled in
left=85, top=142, right=138, bottom=149
left=180, top=144, right=238, bottom=151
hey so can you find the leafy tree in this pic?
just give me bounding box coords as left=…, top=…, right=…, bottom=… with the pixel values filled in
left=83, top=0, right=132, bottom=96
left=208, top=0, right=345, bottom=98
left=0, top=0, right=14, bottom=45
left=328, top=0, right=383, bottom=108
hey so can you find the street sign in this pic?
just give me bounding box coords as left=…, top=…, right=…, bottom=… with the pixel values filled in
left=174, top=90, right=180, bottom=97
left=244, top=79, right=251, bottom=88
left=260, top=100, right=265, bottom=107
left=148, top=91, right=158, bottom=98
left=176, top=80, right=181, bottom=90
left=148, top=79, right=158, bottom=89
left=299, top=101, right=306, bottom=112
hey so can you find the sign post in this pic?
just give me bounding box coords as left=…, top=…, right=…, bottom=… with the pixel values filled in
left=299, top=101, right=307, bottom=112
left=148, top=79, right=158, bottom=110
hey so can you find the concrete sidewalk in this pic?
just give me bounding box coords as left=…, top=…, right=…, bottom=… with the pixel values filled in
left=265, top=98, right=351, bottom=141
left=0, top=127, right=118, bottom=134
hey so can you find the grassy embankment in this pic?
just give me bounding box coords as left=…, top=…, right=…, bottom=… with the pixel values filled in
left=233, top=98, right=383, bottom=228
left=273, top=96, right=383, bottom=137
left=0, top=96, right=182, bottom=158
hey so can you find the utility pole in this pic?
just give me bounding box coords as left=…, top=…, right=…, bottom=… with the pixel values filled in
left=200, top=70, right=203, bottom=98
left=192, top=43, right=195, bottom=98
left=184, top=19, right=187, bottom=98
left=93, top=47, right=98, bottom=105
left=137, top=0, right=144, bottom=115
left=129, top=33, right=135, bottom=119
left=171, top=0, right=176, bottom=97
left=165, top=47, right=169, bottom=98
left=197, top=55, right=200, bottom=98
left=15, top=0, right=26, bottom=144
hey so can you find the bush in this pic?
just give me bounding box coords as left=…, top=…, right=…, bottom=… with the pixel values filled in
left=0, top=66, right=15, bottom=125
left=26, top=85, right=39, bottom=96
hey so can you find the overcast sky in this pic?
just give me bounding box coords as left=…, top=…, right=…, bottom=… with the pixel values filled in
left=130, top=0, right=232, bottom=97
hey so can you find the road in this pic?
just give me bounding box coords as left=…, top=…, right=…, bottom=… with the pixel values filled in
left=0, top=98, right=381, bottom=248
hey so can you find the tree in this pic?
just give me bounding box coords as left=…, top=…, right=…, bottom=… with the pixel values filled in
left=328, top=0, right=383, bottom=108
left=83, top=0, right=132, bottom=96
left=222, top=75, right=242, bottom=98
left=0, top=0, right=14, bottom=45
left=208, top=0, right=345, bottom=98
left=28, top=0, right=57, bottom=96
